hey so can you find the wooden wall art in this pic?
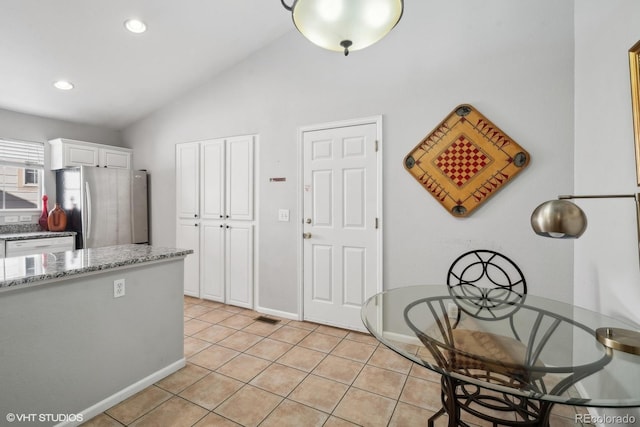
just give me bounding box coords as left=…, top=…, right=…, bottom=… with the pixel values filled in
left=404, top=104, right=530, bottom=217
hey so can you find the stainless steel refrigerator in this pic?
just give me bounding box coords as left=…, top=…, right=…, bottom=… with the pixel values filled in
left=55, top=167, right=148, bottom=249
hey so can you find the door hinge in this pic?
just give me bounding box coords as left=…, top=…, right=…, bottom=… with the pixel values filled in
left=375, top=218, right=379, bottom=229
left=375, top=140, right=379, bottom=152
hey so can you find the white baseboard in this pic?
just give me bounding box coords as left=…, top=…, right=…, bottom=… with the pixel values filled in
left=56, top=358, right=186, bottom=427
left=382, top=330, right=422, bottom=346
left=255, top=305, right=300, bottom=321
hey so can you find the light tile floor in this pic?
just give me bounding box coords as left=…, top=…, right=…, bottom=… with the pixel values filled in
left=82, top=297, right=587, bottom=426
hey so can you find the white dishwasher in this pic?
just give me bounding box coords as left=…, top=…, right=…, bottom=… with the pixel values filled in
left=5, top=236, right=75, bottom=257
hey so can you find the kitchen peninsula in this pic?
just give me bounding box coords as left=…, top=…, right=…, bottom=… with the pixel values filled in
left=0, top=244, right=193, bottom=426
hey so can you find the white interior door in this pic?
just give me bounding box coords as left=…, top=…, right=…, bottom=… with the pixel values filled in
left=302, top=119, right=381, bottom=331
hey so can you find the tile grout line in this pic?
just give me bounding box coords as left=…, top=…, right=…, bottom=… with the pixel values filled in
left=141, top=298, right=437, bottom=426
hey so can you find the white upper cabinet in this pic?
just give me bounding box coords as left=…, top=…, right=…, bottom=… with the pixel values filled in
left=177, top=136, right=254, bottom=221
left=49, top=138, right=132, bottom=170
left=100, top=148, right=132, bottom=169
left=176, top=142, right=200, bottom=219
left=200, top=139, right=225, bottom=220
left=226, top=135, right=254, bottom=221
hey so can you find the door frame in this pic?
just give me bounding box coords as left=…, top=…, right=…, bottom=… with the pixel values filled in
left=297, top=115, right=384, bottom=323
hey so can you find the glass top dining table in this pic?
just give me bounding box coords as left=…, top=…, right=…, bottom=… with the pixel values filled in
left=361, top=285, right=640, bottom=412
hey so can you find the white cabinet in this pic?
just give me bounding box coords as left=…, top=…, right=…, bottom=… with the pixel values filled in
left=176, top=142, right=200, bottom=219
left=100, top=148, right=131, bottom=169
left=224, top=223, right=254, bottom=308
left=176, top=135, right=256, bottom=307
left=3, top=236, right=75, bottom=258
left=49, top=138, right=132, bottom=170
left=225, top=136, right=254, bottom=221
left=200, top=222, right=253, bottom=308
left=200, top=221, right=225, bottom=301
left=177, top=136, right=253, bottom=221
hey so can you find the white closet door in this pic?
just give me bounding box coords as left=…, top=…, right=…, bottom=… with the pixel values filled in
left=226, top=136, right=254, bottom=221
left=176, top=142, right=200, bottom=220
left=225, top=223, right=253, bottom=308
left=200, top=139, right=226, bottom=220
left=201, top=221, right=225, bottom=302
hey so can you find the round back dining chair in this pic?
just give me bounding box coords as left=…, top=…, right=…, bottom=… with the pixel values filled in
left=447, top=249, right=527, bottom=325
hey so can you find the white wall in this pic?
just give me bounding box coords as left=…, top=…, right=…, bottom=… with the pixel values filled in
left=574, top=1, right=640, bottom=326
left=123, top=0, right=576, bottom=316
left=575, top=3, right=640, bottom=423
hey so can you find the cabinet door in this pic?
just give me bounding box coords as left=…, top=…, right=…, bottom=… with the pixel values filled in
left=176, top=143, right=200, bottom=220
left=201, top=221, right=225, bottom=301
left=200, top=140, right=225, bottom=220
left=226, top=136, right=254, bottom=220
left=225, top=223, right=253, bottom=308
left=177, top=220, right=200, bottom=297
left=100, top=148, right=132, bottom=169
left=64, top=143, right=100, bottom=167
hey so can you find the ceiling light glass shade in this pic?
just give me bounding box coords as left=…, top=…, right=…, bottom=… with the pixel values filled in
left=530, top=199, right=588, bottom=238
left=286, top=0, right=403, bottom=55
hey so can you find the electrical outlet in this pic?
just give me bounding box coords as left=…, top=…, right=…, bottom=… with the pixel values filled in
left=19, top=215, right=32, bottom=222
left=4, top=216, right=18, bottom=223
left=113, top=279, right=125, bottom=298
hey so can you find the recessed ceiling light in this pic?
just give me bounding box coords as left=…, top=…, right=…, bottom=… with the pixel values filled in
left=124, top=19, right=147, bottom=34
left=53, top=80, right=74, bottom=90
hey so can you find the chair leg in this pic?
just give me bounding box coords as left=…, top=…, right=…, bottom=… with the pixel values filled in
left=428, top=407, right=446, bottom=427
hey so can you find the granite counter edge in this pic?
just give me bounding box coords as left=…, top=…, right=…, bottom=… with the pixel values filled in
left=0, top=249, right=193, bottom=292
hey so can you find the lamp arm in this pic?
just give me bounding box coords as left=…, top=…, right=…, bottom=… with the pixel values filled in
left=281, top=0, right=293, bottom=11
left=559, top=194, right=637, bottom=200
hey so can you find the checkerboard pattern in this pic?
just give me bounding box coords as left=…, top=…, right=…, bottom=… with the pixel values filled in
left=435, top=136, right=489, bottom=187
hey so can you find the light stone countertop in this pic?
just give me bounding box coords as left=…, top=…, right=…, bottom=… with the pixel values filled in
left=0, top=231, right=77, bottom=241
left=0, top=244, right=193, bottom=291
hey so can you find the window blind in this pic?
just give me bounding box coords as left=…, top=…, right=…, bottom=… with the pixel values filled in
left=0, top=138, right=45, bottom=168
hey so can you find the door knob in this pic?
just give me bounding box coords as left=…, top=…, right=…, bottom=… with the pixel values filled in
left=303, top=232, right=312, bottom=239
left=305, top=218, right=312, bottom=224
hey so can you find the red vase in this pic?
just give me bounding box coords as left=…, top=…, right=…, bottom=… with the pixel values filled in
left=39, top=195, right=49, bottom=231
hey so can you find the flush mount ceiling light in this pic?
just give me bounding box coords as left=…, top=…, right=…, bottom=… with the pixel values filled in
left=280, top=0, right=403, bottom=56
left=53, top=80, right=74, bottom=90
left=124, top=18, right=147, bottom=34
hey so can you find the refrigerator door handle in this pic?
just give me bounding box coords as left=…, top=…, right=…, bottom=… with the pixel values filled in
left=85, top=181, right=92, bottom=241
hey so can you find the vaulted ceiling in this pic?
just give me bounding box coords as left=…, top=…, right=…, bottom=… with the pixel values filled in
left=0, top=0, right=293, bottom=129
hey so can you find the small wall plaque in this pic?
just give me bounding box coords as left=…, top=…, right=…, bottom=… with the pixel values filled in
left=404, top=104, right=530, bottom=217
left=269, top=177, right=287, bottom=182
